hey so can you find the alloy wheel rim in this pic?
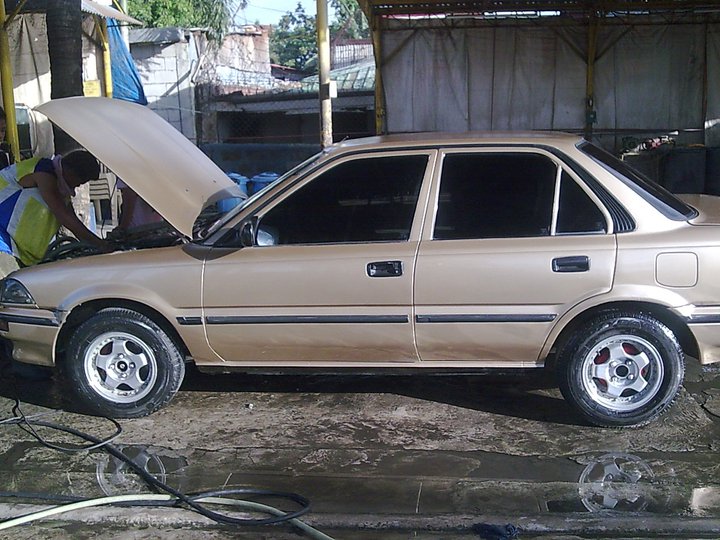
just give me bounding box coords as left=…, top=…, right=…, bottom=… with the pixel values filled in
left=83, top=332, right=157, bottom=403
left=581, top=334, right=664, bottom=412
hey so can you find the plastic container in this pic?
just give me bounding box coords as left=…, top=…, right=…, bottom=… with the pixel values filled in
left=227, top=173, right=250, bottom=197
left=217, top=173, right=249, bottom=213
left=249, top=172, right=279, bottom=195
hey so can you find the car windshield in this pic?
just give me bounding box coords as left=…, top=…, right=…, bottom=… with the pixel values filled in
left=578, top=141, right=698, bottom=221
left=197, top=150, right=327, bottom=240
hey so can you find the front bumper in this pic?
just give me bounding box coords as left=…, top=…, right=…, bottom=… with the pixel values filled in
left=0, top=307, right=60, bottom=366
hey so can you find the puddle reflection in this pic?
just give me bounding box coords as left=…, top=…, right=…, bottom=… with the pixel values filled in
left=94, top=445, right=189, bottom=496
left=577, top=453, right=655, bottom=512
left=1, top=442, right=719, bottom=519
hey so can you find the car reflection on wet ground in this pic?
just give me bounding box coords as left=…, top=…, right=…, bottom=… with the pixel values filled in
left=1, top=359, right=720, bottom=539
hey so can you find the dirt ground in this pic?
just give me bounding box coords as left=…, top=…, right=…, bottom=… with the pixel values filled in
left=2, top=357, right=720, bottom=539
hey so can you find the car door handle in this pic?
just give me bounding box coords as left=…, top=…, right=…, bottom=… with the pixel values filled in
left=367, top=261, right=403, bottom=277
left=552, top=256, right=590, bottom=273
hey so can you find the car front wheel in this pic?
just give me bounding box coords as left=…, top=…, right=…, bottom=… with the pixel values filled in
left=65, top=308, right=185, bottom=418
left=557, top=311, right=684, bottom=428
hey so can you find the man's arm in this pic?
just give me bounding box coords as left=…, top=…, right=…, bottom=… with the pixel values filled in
left=118, top=187, right=138, bottom=230
left=33, top=172, right=109, bottom=249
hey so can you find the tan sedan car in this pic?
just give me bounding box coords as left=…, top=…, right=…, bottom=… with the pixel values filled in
left=1, top=97, right=718, bottom=427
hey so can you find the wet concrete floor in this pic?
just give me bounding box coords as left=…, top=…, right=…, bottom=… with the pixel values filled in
left=1, top=358, right=720, bottom=538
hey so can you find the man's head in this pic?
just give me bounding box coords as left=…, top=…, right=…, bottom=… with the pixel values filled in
left=62, top=150, right=100, bottom=189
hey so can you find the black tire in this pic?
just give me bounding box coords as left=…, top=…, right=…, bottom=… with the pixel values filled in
left=64, top=308, right=185, bottom=418
left=556, top=311, right=684, bottom=428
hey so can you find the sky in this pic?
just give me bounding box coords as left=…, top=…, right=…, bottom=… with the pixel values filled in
left=235, top=1, right=318, bottom=26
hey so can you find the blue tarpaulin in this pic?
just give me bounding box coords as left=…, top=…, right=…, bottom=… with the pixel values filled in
left=108, top=20, right=147, bottom=105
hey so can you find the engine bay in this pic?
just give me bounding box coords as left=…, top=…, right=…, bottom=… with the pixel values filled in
left=41, top=209, right=224, bottom=264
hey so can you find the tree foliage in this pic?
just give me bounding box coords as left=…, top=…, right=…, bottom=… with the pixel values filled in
left=331, top=0, right=369, bottom=41
left=127, top=0, right=238, bottom=40
left=270, top=1, right=369, bottom=71
left=269, top=3, right=317, bottom=70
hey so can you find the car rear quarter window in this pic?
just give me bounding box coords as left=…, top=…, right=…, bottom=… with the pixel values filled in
left=579, top=141, right=697, bottom=220
left=556, top=171, right=607, bottom=235
left=258, top=154, right=428, bottom=245
left=434, top=153, right=556, bottom=240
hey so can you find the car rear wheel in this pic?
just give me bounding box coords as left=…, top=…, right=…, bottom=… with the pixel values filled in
left=557, top=311, right=684, bottom=428
left=65, top=308, right=185, bottom=418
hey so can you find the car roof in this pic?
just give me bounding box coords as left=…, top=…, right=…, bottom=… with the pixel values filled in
left=332, top=130, right=585, bottom=151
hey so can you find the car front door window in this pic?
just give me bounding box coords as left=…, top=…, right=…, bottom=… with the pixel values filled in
left=257, top=155, right=428, bottom=246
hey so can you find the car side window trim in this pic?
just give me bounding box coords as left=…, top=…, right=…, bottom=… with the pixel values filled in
left=432, top=149, right=559, bottom=241
left=578, top=141, right=697, bottom=221
left=212, top=143, right=633, bottom=246
left=240, top=150, right=436, bottom=248
left=429, top=148, right=610, bottom=242
left=322, top=144, right=633, bottom=235
left=554, top=168, right=612, bottom=236
left=550, top=163, right=562, bottom=236
left=548, top=148, right=635, bottom=233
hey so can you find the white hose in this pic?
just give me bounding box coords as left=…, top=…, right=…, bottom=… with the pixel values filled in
left=0, top=493, right=335, bottom=540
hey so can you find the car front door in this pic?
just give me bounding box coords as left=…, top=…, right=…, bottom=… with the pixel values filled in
left=414, top=148, right=617, bottom=365
left=202, top=151, right=436, bottom=364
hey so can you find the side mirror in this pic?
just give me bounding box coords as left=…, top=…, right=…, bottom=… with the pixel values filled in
left=240, top=221, right=255, bottom=247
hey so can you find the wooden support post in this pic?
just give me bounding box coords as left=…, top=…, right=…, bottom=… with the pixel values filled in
left=97, top=17, right=113, bottom=98
left=585, top=14, right=599, bottom=141
left=317, top=0, right=333, bottom=148
left=372, top=13, right=386, bottom=135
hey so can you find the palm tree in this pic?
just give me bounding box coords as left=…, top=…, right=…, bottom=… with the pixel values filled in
left=45, top=0, right=90, bottom=226
left=46, top=0, right=83, bottom=153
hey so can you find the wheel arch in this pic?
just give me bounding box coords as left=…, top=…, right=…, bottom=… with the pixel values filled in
left=545, top=300, right=698, bottom=369
left=55, top=298, right=191, bottom=366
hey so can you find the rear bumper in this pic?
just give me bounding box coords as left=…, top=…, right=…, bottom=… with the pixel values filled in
left=686, top=307, right=720, bottom=365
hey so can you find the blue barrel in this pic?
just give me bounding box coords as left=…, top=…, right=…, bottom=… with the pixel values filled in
left=218, top=173, right=249, bottom=213
left=227, top=173, right=250, bottom=197
left=249, top=172, right=279, bottom=195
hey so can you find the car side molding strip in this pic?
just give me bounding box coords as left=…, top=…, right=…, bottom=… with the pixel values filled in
left=204, top=315, right=410, bottom=325
left=184, top=314, right=558, bottom=325
left=416, top=314, right=557, bottom=323
left=686, top=315, right=720, bottom=324
left=177, top=317, right=203, bottom=326
left=0, top=314, right=60, bottom=327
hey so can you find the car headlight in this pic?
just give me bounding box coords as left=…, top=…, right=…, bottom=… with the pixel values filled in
left=0, top=278, right=36, bottom=305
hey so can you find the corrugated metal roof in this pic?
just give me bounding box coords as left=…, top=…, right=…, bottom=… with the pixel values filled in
left=215, top=58, right=376, bottom=106
left=129, top=27, right=185, bottom=45
left=300, top=57, right=375, bottom=94
left=81, top=0, right=142, bottom=25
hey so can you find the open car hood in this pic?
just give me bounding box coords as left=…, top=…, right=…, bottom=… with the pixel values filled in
left=36, top=97, right=241, bottom=238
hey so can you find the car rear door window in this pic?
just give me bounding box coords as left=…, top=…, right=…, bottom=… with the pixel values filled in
left=434, top=153, right=557, bottom=240
left=259, top=155, right=428, bottom=245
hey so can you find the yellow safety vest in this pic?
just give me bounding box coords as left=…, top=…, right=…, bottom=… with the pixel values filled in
left=0, top=157, right=61, bottom=266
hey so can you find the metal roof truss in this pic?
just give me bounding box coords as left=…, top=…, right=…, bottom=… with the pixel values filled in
left=360, top=0, right=720, bottom=18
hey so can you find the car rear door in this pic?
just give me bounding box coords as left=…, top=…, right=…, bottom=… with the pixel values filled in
left=414, top=148, right=617, bottom=365
left=202, top=150, right=436, bottom=364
